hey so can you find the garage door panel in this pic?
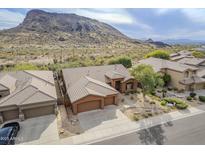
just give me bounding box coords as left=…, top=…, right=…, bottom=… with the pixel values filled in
left=77, top=100, right=101, bottom=113
left=104, top=96, right=115, bottom=106
left=23, top=105, right=54, bottom=119
left=2, top=109, right=19, bottom=121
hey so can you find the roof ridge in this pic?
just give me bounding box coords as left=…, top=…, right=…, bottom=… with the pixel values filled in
left=0, top=85, right=34, bottom=105
left=29, top=84, right=57, bottom=100
left=23, top=70, right=54, bottom=86
left=85, top=76, right=117, bottom=92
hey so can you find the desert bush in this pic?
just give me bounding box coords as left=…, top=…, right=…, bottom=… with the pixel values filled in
left=160, top=100, right=167, bottom=106
left=163, top=98, right=188, bottom=109
left=199, top=96, right=205, bottom=102
left=145, top=50, right=170, bottom=60
left=133, top=115, right=139, bottom=121
left=108, top=56, right=132, bottom=68
left=186, top=96, right=192, bottom=101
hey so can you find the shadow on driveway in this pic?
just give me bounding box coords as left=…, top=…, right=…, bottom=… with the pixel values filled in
left=137, top=114, right=174, bottom=145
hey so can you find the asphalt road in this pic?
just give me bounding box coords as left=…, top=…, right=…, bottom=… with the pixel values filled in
left=92, top=112, right=205, bottom=145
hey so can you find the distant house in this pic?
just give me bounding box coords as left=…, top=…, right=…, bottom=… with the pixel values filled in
left=170, top=50, right=194, bottom=61
left=138, top=57, right=205, bottom=91
left=0, top=71, right=57, bottom=124
left=61, top=64, right=137, bottom=114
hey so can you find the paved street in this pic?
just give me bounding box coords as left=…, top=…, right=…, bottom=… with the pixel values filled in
left=92, top=112, right=205, bottom=145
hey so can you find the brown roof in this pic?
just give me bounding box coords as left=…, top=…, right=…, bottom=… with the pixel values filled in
left=62, top=64, right=133, bottom=87
left=138, top=57, right=198, bottom=72
left=0, top=71, right=57, bottom=108
left=178, top=58, right=205, bottom=66
left=62, top=65, right=131, bottom=103
left=68, top=76, right=118, bottom=103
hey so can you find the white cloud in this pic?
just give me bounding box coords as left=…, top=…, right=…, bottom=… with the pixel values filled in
left=181, top=9, right=205, bottom=24
left=0, top=9, right=25, bottom=29
left=155, top=8, right=177, bottom=16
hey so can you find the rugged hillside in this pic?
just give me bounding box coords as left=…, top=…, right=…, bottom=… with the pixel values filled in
left=0, top=9, right=141, bottom=47
left=145, top=38, right=171, bottom=48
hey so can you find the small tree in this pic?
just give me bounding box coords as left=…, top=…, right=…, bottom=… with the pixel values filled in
left=130, top=64, right=164, bottom=101
left=145, top=50, right=170, bottom=60
left=108, top=56, right=132, bottom=68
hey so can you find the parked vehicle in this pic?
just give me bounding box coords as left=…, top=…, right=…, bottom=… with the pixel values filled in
left=2, top=122, right=20, bottom=131
left=0, top=122, right=20, bottom=145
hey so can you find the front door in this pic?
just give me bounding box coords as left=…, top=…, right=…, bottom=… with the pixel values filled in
left=115, top=80, right=121, bottom=91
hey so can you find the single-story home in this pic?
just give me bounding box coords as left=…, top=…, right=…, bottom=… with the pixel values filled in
left=0, top=71, right=57, bottom=124
left=61, top=64, right=137, bottom=114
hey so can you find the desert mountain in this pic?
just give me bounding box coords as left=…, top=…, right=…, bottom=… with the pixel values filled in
left=145, top=38, right=171, bottom=48
left=0, top=9, right=142, bottom=48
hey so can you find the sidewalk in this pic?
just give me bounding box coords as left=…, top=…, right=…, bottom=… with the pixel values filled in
left=50, top=105, right=205, bottom=145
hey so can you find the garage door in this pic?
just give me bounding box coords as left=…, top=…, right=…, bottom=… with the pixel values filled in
left=2, top=109, right=19, bottom=121
left=77, top=100, right=101, bottom=113
left=23, top=105, right=54, bottom=119
left=104, top=96, right=115, bottom=106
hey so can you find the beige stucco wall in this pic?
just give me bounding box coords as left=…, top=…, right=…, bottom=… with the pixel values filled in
left=165, top=69, right=186, bottom=90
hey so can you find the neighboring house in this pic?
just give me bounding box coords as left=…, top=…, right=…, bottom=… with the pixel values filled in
left=0, top=71, right=57, bottom=124
left=138, top=57, right=205, bottom=91
left=170, top=50, right=194, bottom=61
left=61, top=64, right=137, bottom=114
left=178, top=58, right=205, bottom=79
left=178, top=58, right=205, bottom=67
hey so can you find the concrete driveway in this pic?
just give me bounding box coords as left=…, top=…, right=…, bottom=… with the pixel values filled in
left=77, top=105, right=131, bottom=133
left=16, top=115, right=59, bottom=145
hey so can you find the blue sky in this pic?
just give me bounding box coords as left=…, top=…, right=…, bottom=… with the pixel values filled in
left=1, top=8, right=205, bottom=40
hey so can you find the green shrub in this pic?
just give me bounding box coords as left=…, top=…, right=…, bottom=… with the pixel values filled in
left=133, top=115, right=139, bottom=121
left=160, top=100, right=167, bottom=106
left=190, top=92, right=196, bottom=98
left=175, top=103, right=188, bottom=109
left=108, top=56, right=132, bottom=68
left=163, top=74, right=171, bottom=86
left=186, top=96, right=192, bottom=101
left=145, top=50, right=170, bottom=60
left=163, top=98, right=188, bottom=109
left=199, top=96, right=205, bottom=102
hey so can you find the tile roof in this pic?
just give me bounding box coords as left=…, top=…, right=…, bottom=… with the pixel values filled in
left=0, top=71, right=56, bottom=108
left=62, top=65, right=131, bottom=103
left=138, top=57, right=198, bottom=72
left=62, top=64, right=132, bottom=88
left=0, top=74, right=16, bottom=93
left=67, top=76, right=118, bottom=103
left=178, top=58, right=205, bottom=66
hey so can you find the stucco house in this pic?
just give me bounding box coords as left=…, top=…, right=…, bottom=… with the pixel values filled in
left=138, top=57, right=205, bottom=91
left=0, top=71, right=57, bottom=124
left=170, top=50, right=194, bottom=61
left=61, top=64, right=137, bottom=114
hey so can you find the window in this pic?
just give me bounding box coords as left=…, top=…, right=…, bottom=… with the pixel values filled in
left=126, top=83, right=133, bottom=90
